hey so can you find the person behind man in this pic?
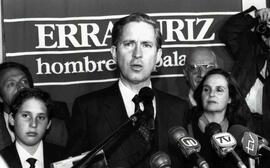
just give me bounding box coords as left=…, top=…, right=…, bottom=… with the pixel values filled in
left=220, top=6, right=270, bottom=140
left=220, top=6, right=270, bottom=167
left=67, top=12, right=189, bottom=167
left=0, top=88, right=64, bottom=168
left=183, top=47, right=218, bottom=106
left=0, top=62, right=69, bottom=151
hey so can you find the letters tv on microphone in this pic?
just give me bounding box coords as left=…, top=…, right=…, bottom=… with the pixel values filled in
left=212, top=132, right=237, bottom=156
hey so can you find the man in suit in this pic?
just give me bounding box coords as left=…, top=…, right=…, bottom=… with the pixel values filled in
left=220, top=6, right=270, bottom=167
left=67, top=13, right=189, bottom=167
left=0, top=88, right=63, bottom=168
left=0, top=62, right=69, bottom=150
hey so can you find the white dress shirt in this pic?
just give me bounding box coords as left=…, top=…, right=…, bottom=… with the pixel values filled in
left=0, top=154, right=9, bottom=168
left=245, top=60, right=268, bottom=114
left=16, top=141, right=44, bottom=168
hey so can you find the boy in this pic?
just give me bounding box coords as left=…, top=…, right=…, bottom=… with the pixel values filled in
left=0, top=88, right=63, bottom=168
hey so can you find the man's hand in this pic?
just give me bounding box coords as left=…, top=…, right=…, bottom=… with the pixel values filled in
left=256, top=8, right=270, bottom=25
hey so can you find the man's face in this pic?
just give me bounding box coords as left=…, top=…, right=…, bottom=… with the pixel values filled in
left=111, top=21, right=162, bottom=85
left=0, top=68, right=30, bottom=105
left=10, top=98, right=50, bottom=147
left=184, top=50, right=217, bottom=91
left=201, top=74, right=231, bottom=114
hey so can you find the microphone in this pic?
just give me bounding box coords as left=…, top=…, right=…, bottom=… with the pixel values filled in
left=168, top=126, right=209, bottom=168
left=228, top=124, right=270, bottom=157
left=205, top=122, right=247, bottom=168
left=149, top=151, right=171, bottom=168
left=130, top=87, right=154, bottom=123
left=139, top=87, right=154, bottom=118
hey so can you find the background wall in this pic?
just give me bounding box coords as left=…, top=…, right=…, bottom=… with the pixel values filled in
left=0, top=0, right=266, bottom=112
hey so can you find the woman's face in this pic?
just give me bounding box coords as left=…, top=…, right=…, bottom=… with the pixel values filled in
left=201, top=74, right=231, bottom=114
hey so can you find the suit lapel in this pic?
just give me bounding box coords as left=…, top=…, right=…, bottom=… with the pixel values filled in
left=102, top=83, right=129, bottom=131
left=1, top=144, right=23, bottom=168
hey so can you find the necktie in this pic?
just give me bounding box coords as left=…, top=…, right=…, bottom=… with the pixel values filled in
left=0, top=112, right=12, bottom=150
left=26, top=158, right=37, bottom=168
left=132, top=95, right=153, bottom=143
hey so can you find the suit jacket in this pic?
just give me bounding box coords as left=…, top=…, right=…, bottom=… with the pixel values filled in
left=0, top=142, right=64, bottom=168
left=0, top=101, right=69, bottom=151
left=67, top=83, right=189, bottom=168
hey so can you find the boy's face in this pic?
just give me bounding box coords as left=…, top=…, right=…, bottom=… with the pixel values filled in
left=9, top=98, right=51, bottom=147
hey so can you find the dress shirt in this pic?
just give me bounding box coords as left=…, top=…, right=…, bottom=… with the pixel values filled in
left=16, top=140, right=44, bottom=168
left=245, top=60, right=267, bottom=114
left=0, top=154, right=9, bottom=168
left=118, top=79, right=156, bottom=118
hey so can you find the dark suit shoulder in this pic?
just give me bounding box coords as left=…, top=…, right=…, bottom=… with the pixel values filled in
left=44, top=142, right=65, bottom=163
left=75, top=84, right=118, bottom=104
left=154, top=88, right=189, bottom=105
left=0, top=144, right=22, bottom=168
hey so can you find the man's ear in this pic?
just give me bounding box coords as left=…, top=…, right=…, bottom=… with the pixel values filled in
left=8, top=113, right=15, bottom=126
left=183, top=67, right=187, bottom=77
left=228, top=97, right=232, bottom=104
left=155, top=48, right=162, bottom=65
left=46, top=120, right=52, bottom=130
left=111, top=46, right=117, bottom=62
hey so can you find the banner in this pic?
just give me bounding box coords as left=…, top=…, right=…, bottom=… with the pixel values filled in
left=2, top=0, right=242, bottom=112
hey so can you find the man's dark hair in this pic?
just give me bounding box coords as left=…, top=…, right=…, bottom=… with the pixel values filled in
left=10, top=88, right=53, bottom=119
left=111, top=12, right=162, bottom=49
left=0, top=62, right=34, bottom=88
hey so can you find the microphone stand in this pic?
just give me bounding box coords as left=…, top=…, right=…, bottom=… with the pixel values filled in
left=72, top=110, right=144, bottom=168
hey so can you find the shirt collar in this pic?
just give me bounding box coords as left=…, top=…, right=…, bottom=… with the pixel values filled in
left=118, top=80, right=156, bottom=118
left=16, top=140, right=44, bottom=168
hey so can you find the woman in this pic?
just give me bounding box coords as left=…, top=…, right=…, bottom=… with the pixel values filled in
left=187, top=68, right=251, bottom=168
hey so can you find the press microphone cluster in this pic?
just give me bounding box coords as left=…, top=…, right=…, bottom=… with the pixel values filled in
left=205, top=122, right=247, bottom=168
left=168, top=126, right=209, bottom=168
left=228, top=124, right=270, bottom=158
left=149, top=151, right=171, bottom=168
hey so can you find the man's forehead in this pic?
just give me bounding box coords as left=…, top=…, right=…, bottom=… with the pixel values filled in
left=188, top=50, right=216, bottom=65
left=1, top=68, right=26, bottom=78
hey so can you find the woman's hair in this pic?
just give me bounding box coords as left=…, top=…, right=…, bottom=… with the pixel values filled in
left=193, top=68, right=250, bottom=126
left=10, top=88, right=53, bottom=119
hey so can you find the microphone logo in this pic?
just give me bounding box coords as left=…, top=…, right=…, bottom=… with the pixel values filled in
left=180, top=137, right=198, bottom=147
left=212, top=132, right=236, bottom=148
left=242, top=132, right=259, bottom=157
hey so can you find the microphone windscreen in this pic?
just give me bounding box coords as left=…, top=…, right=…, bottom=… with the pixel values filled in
left=205, top=122, right=222, bottom=138
left=228, top=124, right=249, bottom=146
left=168, top=126, right=188, bottom=145
left=139, top=87, right=154, bottom=102
left=150, top=151, right=171, bottom=168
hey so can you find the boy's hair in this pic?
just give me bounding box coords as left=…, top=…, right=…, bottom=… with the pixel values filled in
left=0, top=62, right=34, bottom=88
left=10, top=88, right=53, bottom=119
